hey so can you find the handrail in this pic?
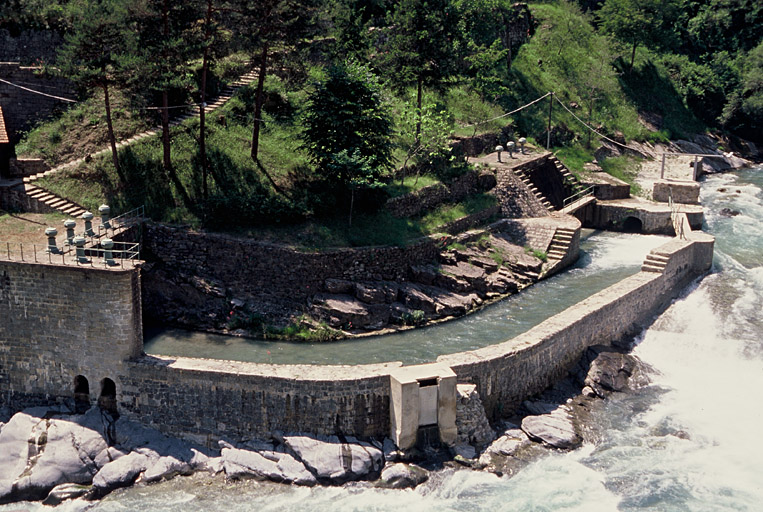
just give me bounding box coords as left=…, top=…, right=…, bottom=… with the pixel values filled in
left=0, top=240, right=140, bottom=268
left=563, top=185, right=595, bottom=207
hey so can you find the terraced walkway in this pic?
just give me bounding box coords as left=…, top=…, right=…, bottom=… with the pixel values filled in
left=17, top=70, right=258, bottom=218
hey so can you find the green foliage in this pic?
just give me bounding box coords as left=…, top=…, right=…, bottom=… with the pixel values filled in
left=721, top=41, right=763, bottom=137
left=380, top=0, right=461, bottom=94
left=598, top=0, right=680, bottom=69
left=598, top=155, right=642, bottom=196
left=396, top=100, right=455, bottom=173
left=554, top=147, right=594, bottom=175
left=525, top=246, right=547, bottom=262
left=401, top=309, right=426, bottom=326
left=301, top=62, right=393, bottom=179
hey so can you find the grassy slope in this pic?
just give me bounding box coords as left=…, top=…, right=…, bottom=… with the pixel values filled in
left=25, top=3, right=706, bottom=240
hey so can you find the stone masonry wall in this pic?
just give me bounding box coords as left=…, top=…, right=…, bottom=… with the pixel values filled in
left=0, top=261, right=143, bottom=411
left=0, top=182, right=56, bottom=213
left=384, top=170, right=497, bottom=218
left=0, top=29, right=63, bottom=64
left=0, top=231, right=713, bottom=444
left=119, top=357, right=398, bottom=445
left=0, top=63, right=74, bottom=142
left=437, top=233, right=714, bottom=420
left=141, top=224, right=445, bottom=326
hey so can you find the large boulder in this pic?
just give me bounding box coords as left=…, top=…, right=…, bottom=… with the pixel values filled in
left=221, top=447, right=316, bottom=486
left=91, top=452, right=150, bottom=496
left=279, top=434, right=383, bottom=484
left=576, top=345, right=650, bottom=398
left=521, top=405, right=581, bottom=450
left=377, top=463, right=429, bottom=489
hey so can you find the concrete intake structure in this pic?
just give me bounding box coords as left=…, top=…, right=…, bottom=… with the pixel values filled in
left=0, top=228, right=713, bottom=450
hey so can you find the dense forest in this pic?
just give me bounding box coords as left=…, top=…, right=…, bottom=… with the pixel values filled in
left=1, top=0, right=761, bottom=239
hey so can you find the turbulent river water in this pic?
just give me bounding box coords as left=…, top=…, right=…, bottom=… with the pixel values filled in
left=5, top=167, right=762, bottom=511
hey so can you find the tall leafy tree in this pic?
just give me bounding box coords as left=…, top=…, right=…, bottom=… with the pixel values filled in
left=301, top=62, right=393, bottom=225
left=598, top=0, right=680, bottom=71
left=58, top=0, right=134, bottom=183
left=380, top=0, right=461, bottom=141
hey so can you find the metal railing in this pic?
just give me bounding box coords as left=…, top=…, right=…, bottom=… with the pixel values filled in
left=95, top=205, right=145, bottom=239
left=0, top=240, right=141, bottom=268
left=563, top=185, right=595, bottom=207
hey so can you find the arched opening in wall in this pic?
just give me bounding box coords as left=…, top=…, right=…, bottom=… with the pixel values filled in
left=622, top=216, right=643, bottom=233
left=73, top=375, right=90, bottom=414
left=98, top=378, right=119, bottom=418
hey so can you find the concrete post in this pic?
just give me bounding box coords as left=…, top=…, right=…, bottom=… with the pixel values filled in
left=101, top=238, right=117, bottom=266
left=73, top=236, right=90, bottom=264
left=495, top=145, right=504, bottom=163
left=518, top=137, right=527, bottom=154
left=63, top=220, right=76, bottom=246
left=45, top=227, right=60, bottom=254
left=82, top=212, right=95, bottom=237
left=99, top=204, right=111, bottom=230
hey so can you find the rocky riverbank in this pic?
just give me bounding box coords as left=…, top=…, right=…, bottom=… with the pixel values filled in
left=0, top=344, right=648, bottom=508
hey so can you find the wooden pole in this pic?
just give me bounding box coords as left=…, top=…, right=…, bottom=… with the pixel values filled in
left=546, top=92, right=553, bottom=150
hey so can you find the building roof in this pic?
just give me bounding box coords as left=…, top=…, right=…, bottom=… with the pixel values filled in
left=0, top=106, right=9, bottom=144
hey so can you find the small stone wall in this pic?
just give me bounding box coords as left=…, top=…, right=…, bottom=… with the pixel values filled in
left=0, top=63, right=74, bottom=142
left=583, top=172, right=630, bottom=200
left=0, top=182, right=56, bottom=213
left=8, top=157, right=49, bottom=178
left=384, top=170, right=497, bottom=218
left=653, top=180, right=700, bottom=205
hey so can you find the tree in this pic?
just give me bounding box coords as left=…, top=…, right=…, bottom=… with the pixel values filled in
left=598, top=0, right=680, bottom=71
left=301, top=62, right=393, bottom=225
left=396, top=101, right=454, bottom=184
left=231, top=0, right=320, bottom=162
left=380, top=0, right=461, bottom=141
left=132, top=0, right=199, bottom=205
left=721, top=41, right=763, bottom=138
left=58, top=0, right=133, bottom=183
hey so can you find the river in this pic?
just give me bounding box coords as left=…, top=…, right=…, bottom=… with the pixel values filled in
left=4, top=167, right=762, bottom=511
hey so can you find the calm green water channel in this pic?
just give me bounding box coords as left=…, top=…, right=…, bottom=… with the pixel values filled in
left=143, top=230, right=670, bottom=365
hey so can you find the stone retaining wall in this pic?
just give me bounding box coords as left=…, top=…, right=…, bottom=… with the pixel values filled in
left=120, top=357, right=398, bottom=444
left=0, top=182, right=56, bottom=213
left=0, top=63, right=74, bottom=142
left=437, top=233, right=714, bottom=419
left=8, top=157, right=49, bottom=178
left=384, top=170, right=497, bottom=218
left=0, top=261, right=142, bottom=411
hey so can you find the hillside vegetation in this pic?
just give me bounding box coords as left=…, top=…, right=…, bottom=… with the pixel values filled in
left=4, top=0, right=761, bottom=244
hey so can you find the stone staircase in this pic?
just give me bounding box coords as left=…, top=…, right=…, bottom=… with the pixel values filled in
left=22, top=183, right=88, bottom=218
left=641, top=252, right=669, bottom=273
left=550, top=154, right=589, bottom=197
left=514, top=168, right=554, bottom=211
left=546, top=227, right=576, bottom=261
left=18, top=69, right=259, bottom=217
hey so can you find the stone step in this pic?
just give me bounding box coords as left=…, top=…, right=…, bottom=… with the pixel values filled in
left=553, top=233, right=573, bottom=241
left=48, top=201, right=68, bottom=210
left=61, top=204, right=81, bottom=215
left=646, top=253, right=670, bottom=262
left=641, top=263, right=665, bottom=273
